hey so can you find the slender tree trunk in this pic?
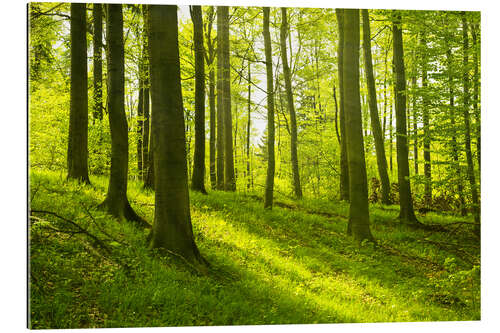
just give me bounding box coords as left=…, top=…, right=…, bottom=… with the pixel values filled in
left=361, top=9, right=391, bottom=204
left=68, top=3, right=90, bottom=184
left=218, top=6, right=235, bottom=192
left=148, top=5, right=206, bottom=267
left=336, top=9, right=349, bottom=202
left=101, top=4, right=148, bottom=228
left=263, top=7, right=276, bottom=208
left=216, top=6, right=225, bottom=190
left=136, top=80, right=144, bottom=175
left=389, top=103, right=393, bottom=174
left=446, top=47, right=466, bottom=216
left=412, top=75, right=418, bottom=175
left=190, top=6, right=207, bottom=194
left=93, top=3, right=103, bottom=122
left=471, top=23, right=480, bottom=170
left=246, top=62, right=252, bottom=190
left=421, top=35, right=432, bottom=206
left=280, top=7, right=302, bottom=199
left=392, top=12, right=419, bottom=224
left=462, top=13, right=480, bottom=234
left=141, top=4, right=150, bottom=182
left=204, top=6, right=217, bottom=190
left=343, top=9, right=374, bottom=242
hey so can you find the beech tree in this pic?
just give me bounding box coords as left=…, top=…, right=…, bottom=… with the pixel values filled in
left=92, top=3, right=103, bottom=122
left=263, top=7, right=275, bottom=208
left=280, top=7, right=302, bottom=199
left=361, top=9, right=391, bottom=205
left=190, top=5, right=207, bottom=194
left=343, top=9, right=374, bottom=242
left=67, top=3, right=90, bottom=184
left=100, top=4, right=148, bottom=227
left=148, top=4, right=206, bottom=266
left=392, top=11, right=419, bottom=225
left=336, top=8, right=349, bottom=202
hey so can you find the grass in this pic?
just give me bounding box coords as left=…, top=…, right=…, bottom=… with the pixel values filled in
left=28, top=169, right=480, bottom=329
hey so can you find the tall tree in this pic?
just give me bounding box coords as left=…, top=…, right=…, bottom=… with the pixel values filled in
left=101, top=4, right=148, bottom=227
left=204, top=6, right=217, bottom=190
left=471, top=22, right=480, bottom=170
left=361, top=9, right=391, bottom=205
left=190, top=5, right=207, bottom=194
left=280, top=7, right=302, bottom=199
left=220, top=6, right=236, bottom=191
left=246, top=61, right=252, bottom=190
left=67, top=3, right=90, bottom=184
left=148, top=4, right=206, bottom=266
left=343, top=9, right=374, bottom=242
left=142, top=4, right=151, bottom=182
left=461, top=13, right=480, bottom=234
left=92, top=3, right=103, bottom=121
left=336, top=8, right=349, bottom=201
left=263, top=7, right=275, bottom=208
left=392, top=11, right=419, bottom=224
left=420, top=34, right=432, bottom=206
left=215, top=6, right=225, bottom=190
left=136, top=78, right=144, bottom=175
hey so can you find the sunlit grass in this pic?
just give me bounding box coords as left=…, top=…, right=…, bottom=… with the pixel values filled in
left=29, top=169, right=480, bottom=328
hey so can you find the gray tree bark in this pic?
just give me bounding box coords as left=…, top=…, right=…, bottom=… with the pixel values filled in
left=280, top=7, right=302, bottom=199
left=148, top=4, right=206, bottom=267
left=343, top=9, right=374, bottom=242
left=263, top=7, right=275, bottom=208
left=68, top=3, right=90, bottom=184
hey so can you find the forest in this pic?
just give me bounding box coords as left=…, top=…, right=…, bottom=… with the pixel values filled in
left=28, top=2, right=481, bottom=328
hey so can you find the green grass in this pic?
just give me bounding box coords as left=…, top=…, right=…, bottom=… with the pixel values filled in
left=28, top=170, right=480, bottom=329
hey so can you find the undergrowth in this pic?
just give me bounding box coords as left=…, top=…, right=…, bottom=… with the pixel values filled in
left=28, top=170, right=480, bottom=329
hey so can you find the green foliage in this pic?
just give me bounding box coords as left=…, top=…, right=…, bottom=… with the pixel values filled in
left=30, top=171, right=479, bottom=328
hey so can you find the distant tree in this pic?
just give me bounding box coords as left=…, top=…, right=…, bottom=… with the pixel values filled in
left=148, top=4, right=206, bottom=266
left=343, top=9, right=374, bottom=242
left=220, top=6, right=236, bottom=191
left=67, top=3, right=90, bottom=184
left=335, top=8, right=349, bottom=202
left=263, top=7, right=275, bottom=208
left=190, top=5, right=207, bottom=194
left=420, top=34, right=432, bottom=206
left=92, top=3, right=103, bottom=122
left=141, top=4, right=151, bottom=182
left=101, top=4, right=148, bottom=227
left=461, top=13, right=480, bottom=235
left=361, top=9, right=391, bottom=205
left=216, top=6, right=225, bottom=190
left=392, top=11, right=419, bottom=225
left=204, top=6, right=217, bottom=190
left=280, top=7, right=302, bottom=199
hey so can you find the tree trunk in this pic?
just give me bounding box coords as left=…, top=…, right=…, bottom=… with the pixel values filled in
left=336, top=9, right=349, bottom=202
left=246, top=62, right=252, bottom=190
left=141, top=5, right=150, bottom=182
left=343, top=9, right=374, bottom=242
left=68, top=3, right=90, bottom=184
left=93, top=3, right=103, bottom=122
left=219, top=6, right=236, bottom=192
left=148, top=4, right=206, bottom=267
left=471, top=23, right=480, bottom=170
left=216, top=6, right=225, bottom=190
left=412, top=75, right=418, bottom=175
left=190, top=5, right=207, bottom=194
left=421, top=35, right=432, bottom=206
left=101, top=4, right=148, bottom=228
left=392, top=12, right=419, bottom=224
left=136, top=80, right=144, bottom=175
left=281, top=7, right=302, bottom=199
left=204, top=6, right=217, bottom=190
left=446, top=47, right=466, bottom=216
left=263, top=7, right=275, bottom=208
left=361, top=9, right=391, bottom=205
left=462, top=13, right=480, bottom=234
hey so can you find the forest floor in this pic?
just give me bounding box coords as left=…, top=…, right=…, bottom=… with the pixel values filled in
left=29, top=170, right=480, bottom=328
